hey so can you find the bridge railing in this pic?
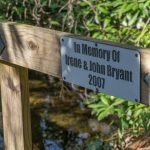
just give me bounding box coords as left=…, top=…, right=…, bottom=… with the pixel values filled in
left=0, top=22, right=149, bottom=150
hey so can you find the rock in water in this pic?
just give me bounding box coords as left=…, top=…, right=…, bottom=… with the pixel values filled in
left=88, top=119, right=111, bottom=135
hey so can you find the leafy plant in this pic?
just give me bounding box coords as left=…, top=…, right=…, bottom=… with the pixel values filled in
left=85, top=93, right=150, bottom=148
left=0, top=0, right=149, bottom=47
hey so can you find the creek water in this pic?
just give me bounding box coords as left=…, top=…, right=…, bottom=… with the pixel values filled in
left=0, top=79, right=113, bottom=150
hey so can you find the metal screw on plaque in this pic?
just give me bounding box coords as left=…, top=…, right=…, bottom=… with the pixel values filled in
left=144, top=73, right=150, bottom=87
left=0, top=37, right=5, bottom=55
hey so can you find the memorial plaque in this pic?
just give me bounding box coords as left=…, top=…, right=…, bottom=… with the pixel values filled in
left=60, top=36, right=140, bottom=102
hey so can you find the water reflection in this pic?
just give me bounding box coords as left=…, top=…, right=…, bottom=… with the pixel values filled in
left=30, top=79, right=112, bottom=150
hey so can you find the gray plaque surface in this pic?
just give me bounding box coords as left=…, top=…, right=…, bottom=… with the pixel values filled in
left=60, top=36, right=140, bottom=102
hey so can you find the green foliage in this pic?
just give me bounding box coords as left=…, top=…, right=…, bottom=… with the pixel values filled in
left=85, top=94, right=150, bottom=147
left=0, top=0, right=66, bottom=28
left=85, top=94, right=125, bottom=121
left=78, top=0, right=150, bottom=47
left=0, top=0, right=149, bottom=47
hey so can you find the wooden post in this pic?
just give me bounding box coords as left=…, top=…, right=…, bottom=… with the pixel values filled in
left=0, top=63, right=32, bottom=150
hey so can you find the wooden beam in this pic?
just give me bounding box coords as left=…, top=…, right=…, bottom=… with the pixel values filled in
left=0, top=22, right=137, bottom=77
left=0, top=63, right=32, bottom=150
left=0, top=22, right=150, bottom=105
left=0, top=22, right=68, bottom=77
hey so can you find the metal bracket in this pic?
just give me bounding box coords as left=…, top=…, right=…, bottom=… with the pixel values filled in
left=0, top=36, right=5, bottom=55
left=144, top=73, right=150, bottom=87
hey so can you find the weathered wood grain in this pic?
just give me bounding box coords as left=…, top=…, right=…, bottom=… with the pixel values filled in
left=0, top=22, right=137, bottom=77
left=0, top=22, right=150, bottom=105
left=0, top=22, right=69, bottom=77
left=0, top=63, right=32, bottom=150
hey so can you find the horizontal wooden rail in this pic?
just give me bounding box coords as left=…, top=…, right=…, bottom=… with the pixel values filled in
left=0, top=22, right=149, bottom=105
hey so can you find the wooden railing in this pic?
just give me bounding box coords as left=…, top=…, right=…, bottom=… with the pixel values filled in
left=0, top=22, right=150, bottom=150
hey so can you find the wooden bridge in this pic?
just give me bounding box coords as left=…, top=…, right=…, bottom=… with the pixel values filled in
left=0, top=22, right=150, bottom=150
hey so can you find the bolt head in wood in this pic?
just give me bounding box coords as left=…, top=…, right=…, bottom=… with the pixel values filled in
left=0, top=37, right=5, bottom=55
left=144, top=73, right=150, bottom=87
